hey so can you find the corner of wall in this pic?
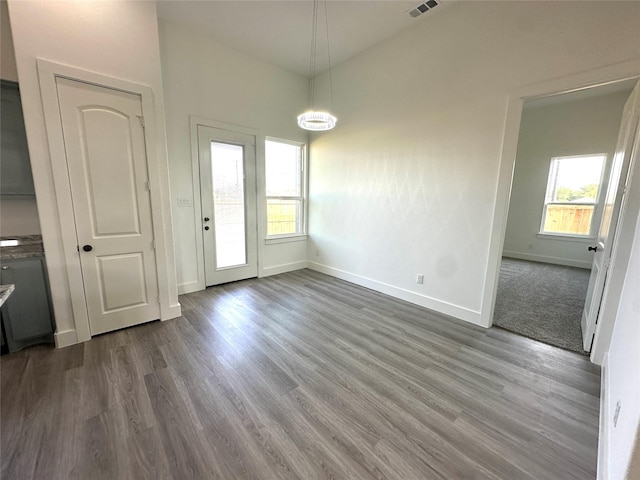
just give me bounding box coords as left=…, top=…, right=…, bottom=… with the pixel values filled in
left=260, top=260, right=308, bottom=278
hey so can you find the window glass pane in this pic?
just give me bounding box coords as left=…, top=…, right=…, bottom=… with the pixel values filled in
left=546, top=155, right=604, bottom=203
left=265, top=141, right=301, bottom=196
left=543, top=204, right=595, bottom=235
left=541, top=154, right=606, bottom=236
left=267, top=199, right=301, bottom=236
left=211, top=142, right=246, bottom=268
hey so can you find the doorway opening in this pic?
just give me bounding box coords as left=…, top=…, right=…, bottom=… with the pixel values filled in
left=495, top=79, right=638, bottom=354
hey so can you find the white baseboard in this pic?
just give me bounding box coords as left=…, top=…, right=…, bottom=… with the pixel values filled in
left=54, top=329, right=78, bottom=348
left=260, top=260, right=308, bottom=277
left=162, top=303, right=182, bottom=321
left=502, top=251, right=592, bottom=269
left=307, top=262, right=483, bottom=327
left=177, top=280, right=204, bottom=295
left=597, top=352, right=610, bottom=480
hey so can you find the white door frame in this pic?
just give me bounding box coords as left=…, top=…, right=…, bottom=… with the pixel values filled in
left=38, top=59, right=181, bottom=343
left=188, top=117, right=261, bottom=293
left=481, top=59, right=640, bottom=364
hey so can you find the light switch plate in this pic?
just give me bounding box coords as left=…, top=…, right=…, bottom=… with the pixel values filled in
left=177, top=196, right=192, bottom=207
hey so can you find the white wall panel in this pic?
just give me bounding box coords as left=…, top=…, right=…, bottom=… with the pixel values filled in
left=308, top=1, right=640, bottom=325
left=601, top=209, right=640, bottom=479
left=159, top=21, right=309, bottom=292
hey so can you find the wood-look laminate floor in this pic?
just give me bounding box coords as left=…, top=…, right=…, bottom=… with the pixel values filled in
left=1, top=269, right=601, bottom=479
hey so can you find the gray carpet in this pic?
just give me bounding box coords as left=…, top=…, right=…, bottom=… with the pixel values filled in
left=493, top=258, right=591, bottom=354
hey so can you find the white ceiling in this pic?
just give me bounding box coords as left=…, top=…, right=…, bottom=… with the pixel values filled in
left=156, top=0, right=448, bottom=77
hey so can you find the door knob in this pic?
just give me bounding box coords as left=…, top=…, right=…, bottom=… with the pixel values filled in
left=588, top=246, right=598, bottom=252
left=203, top=217, right=210, bottom=222
left=204, top=226, right=210, bottom=231
left=82, top=245, right=93, bottom=252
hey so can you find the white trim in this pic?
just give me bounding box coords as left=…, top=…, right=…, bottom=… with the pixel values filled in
left=591, top=82, right=640, bottom=364
left=265, top=136, right=305, bottom=148
left=37, top=61, right=92, bottom=343
left=539, top=153, right=608, bottom=237
left=54, top=329, right=79, bottom=348
left=37, top=59, right=181, bottom=344
left=535, top=232, right=595, bottom=242
left=482, top=59, right=640, bottom=332
left=265, top=234, right=308, bottom=245
left=163, top=303, right=182, bottom=321
left=188, top=117, right=207, bottom=292
left=189, top=117, right=261, bottom=286
left=177, top=280, right=203, bottom=295
left=597, top=352, right=610, bottom=480
left=502, top=251, right=592, bottom=270
left=308, top=261, right=483, bottom=326
left=190, top=116, right=259, bottom=138
left=260, top=260, right=308, bottom=277
left=265, top=137, right=308, bottom=237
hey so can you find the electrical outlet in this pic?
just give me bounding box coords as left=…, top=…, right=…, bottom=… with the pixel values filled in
left=614, top=401, right=621, bottom=427
left=315, top=249, right=320, bottom=257
left=528, top=244, right=534, bottom=250
left=416, top=274, right=424, bottom=284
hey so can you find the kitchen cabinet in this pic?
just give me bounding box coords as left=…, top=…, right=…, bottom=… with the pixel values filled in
left=1, top=80, right=35, bottom=196
left=1, top=257, right=54, bottom=352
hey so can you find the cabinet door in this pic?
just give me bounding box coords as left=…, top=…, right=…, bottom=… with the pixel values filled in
left=0, top=81, right=35, bottom=195
left=1, top=258, right=53, bottom=340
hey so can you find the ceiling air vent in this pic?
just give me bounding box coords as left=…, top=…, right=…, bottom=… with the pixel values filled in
left=408, top=0, right=439, bottom=18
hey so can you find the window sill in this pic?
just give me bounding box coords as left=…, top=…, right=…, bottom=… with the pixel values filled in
left=536, top=232, right=595, bottom=242
left=265, top=234, right=308, bottom=245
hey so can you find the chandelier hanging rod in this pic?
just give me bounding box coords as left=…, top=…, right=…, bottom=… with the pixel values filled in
left=298, top=0, right=337, bottom=132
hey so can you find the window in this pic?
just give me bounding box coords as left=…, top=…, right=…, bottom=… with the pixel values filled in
left=540, top=154, right=606, bottom=236
left=265, top=138, right=306, bottom=237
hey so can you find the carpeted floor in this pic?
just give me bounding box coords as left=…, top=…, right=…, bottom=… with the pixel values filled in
left=493, top=257, right=591, bottom=354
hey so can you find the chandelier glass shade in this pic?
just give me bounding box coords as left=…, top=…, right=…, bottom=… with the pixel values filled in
left=297, top=111, right=337, bottom=131
left=298, top=0, right=336, bottom=131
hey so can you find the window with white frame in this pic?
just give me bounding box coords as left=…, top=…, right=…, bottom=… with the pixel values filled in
left=540, top=154, right=606, bottom=237
left=265, top=138, right=307, bottom=237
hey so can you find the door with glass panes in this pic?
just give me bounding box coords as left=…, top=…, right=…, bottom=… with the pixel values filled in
left=198, top=125, right=257, bottom=286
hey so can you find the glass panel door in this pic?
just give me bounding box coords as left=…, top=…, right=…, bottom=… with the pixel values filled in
left=211, top=142, right=246, bottom=269
left=198, top=125, right=258, bottom=286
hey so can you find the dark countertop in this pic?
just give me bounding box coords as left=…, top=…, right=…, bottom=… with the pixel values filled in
left=0, top=235, right=45, bottom=259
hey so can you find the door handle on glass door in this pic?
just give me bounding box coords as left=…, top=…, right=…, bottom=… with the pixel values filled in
left=588, top=246, right=598, bottom=252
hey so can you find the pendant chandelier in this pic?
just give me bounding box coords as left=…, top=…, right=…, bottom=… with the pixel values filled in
left=297, top=0, right=337, bottom=131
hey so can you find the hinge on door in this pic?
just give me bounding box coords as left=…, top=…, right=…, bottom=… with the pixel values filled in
left=151, top=240, right=156, bottom=250
left=138, top=115, right=145, bottom=128
left=145, top=181, right=151, bottom=192
left=157, top=295, right=161, bottom=305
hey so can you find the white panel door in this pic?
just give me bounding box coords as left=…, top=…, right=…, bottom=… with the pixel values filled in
left=56, top=77, right=160, bottom=335
left=198, top=125, right=258, bottom=286
left=581, top=80, right=640, bottom=351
